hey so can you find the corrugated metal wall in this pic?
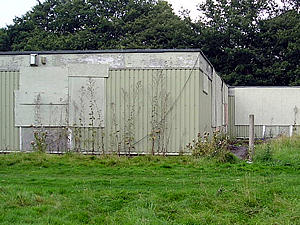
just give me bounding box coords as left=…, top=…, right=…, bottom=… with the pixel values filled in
left=73, top=69, right=212, bottom=154
left=107, top=69, right=212, bottom=154
left=228, top=96, right=235, bottom=137
left=0, top=71, right=19, bottom=151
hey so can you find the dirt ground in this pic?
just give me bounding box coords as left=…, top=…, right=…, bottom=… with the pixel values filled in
left=229, top=145, right=249, bottom=160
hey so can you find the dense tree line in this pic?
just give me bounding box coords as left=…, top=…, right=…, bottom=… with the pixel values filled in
left=0, top=0, right=299, bottom=86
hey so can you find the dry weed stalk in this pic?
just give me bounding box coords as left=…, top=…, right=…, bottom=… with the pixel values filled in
left=150, top=70, right=171, bottom=155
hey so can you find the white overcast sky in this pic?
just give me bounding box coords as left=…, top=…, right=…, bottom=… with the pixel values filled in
left=0, top=0, right=205, bottom=28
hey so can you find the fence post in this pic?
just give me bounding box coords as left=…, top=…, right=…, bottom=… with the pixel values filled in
left=249, top=114, right=254, bottom=161
left=289, top=125, right=293, bottom=137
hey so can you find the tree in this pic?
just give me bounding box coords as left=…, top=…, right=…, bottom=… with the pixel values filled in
left=255, top=10, right=300, bottom=85
left=2, top=0, right=196, bottom=51
left=193, top=0, right=299, bottom=86
left=194, top=0, right=280, bottom=85
left=115, top=1, right=197, bottom=49
left=0, top=28, right=11, bottom=51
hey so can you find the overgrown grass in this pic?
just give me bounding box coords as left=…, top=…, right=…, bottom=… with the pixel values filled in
left=0, top=137, right=299, bottom=224
left=255, top=135, right=300, bottom=166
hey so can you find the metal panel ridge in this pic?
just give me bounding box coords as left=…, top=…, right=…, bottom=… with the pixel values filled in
left=0, top=71, right=20, bottom=151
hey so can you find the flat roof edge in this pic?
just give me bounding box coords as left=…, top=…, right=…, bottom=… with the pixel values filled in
left=229, top=86, right=300, bottom=88
left=0, top=48, right=203, bottom=55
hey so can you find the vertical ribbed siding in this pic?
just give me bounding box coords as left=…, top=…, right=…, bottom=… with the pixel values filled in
left=228, top=96, right=235, bottom=137
left=234, top=125, right=264, bottom=138
left=0, top=71, right=20, bottom=151
left=102, top=69, right=211, bottom=154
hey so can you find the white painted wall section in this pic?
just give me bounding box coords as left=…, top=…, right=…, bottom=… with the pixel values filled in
left=67, top=64, right=109, bottom=77
left=235, top=87, right=300, bottom=125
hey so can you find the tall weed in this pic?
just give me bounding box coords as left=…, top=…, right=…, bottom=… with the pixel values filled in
left=254, top=135, right=300, bottom=165
left=189, top=131, right=237, bottom=163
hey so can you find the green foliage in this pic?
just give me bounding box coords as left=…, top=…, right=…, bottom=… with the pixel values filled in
left=31, top=129, right=48, bottom=153
left=189, top=131, right=238, bottom=163
left=254, top=135, right=300, bottom=165
left=195, top=0, right=300, bottom=86
left=0, top=28, right=10, bottom=51
left=255, top=10, right=300, bottom=86
left=116, top=1, right=196, bottom=49
left=3, top=0, right=194, bottom=51
left=255, top=143, right=273, bottom=162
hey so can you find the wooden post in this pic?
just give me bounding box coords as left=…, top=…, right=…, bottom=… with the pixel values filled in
left=249, top=114, right=254, bottom=161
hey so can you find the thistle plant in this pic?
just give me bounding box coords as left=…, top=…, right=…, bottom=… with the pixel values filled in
left=31, top=129, right=48, bottom=153
left=189, top=131, right=232, bottom=162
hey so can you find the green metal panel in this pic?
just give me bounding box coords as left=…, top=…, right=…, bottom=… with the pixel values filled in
left=228, top=96, right=235, bottom=137
left=234, top=125, right=264, bottom=138
left=235, top=125, right=300, bottom=138
left=74, top=69, right=212, bottom=154
left=0, top=70, right=20, bottom=151
left=228, top=95, right=263, bottom=138
left=106, top=69, right=212, bottom=154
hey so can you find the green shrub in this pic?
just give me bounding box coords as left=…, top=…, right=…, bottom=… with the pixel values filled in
left=189, top=131, right=237, bottom=163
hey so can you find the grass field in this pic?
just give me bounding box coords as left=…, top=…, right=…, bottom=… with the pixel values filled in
left=0, top=137, right=299, bottom=224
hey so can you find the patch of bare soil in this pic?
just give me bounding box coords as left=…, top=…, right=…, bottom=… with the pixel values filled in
left=229, top=145, right=249, bottom=160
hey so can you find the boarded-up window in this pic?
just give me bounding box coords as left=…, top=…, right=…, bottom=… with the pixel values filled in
left=15, top=67, right=69, bottom=127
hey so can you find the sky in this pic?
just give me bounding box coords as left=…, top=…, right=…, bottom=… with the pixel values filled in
left=0, top=0, right=204, bottom=28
